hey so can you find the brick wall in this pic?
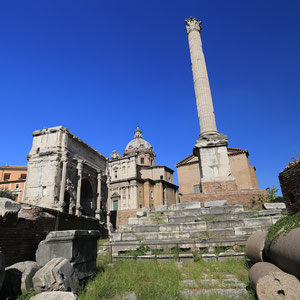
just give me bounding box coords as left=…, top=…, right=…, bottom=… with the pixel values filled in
left=116, top=209, right=138, bottom=228
left=0, top=204, right=107, bottom=267
left=279, top=159, right=300, bottom=215
left=181, top=189, right=266, bottom=206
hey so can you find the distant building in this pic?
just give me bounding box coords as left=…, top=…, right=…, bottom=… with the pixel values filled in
left=176, top=148, right=259, bottom=196
left=107, top=125, right=178, bottom=227
left=0, top=165, right=27, bottom=202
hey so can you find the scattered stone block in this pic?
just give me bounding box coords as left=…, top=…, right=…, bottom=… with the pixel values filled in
left=200, top=279, right=218, bottom=286
left=36, top=230, right=100, bottom=280
left=0, top=197, right=21, bottom=225
left=218, top=252, right=245, bottom=261
left=2, top=261, right=40, bottom=298
left=30, top=291, right=78, bottom=300
left=263, top=202, right=286, bottom=210
left=204, top=200, right=228, bottom=208
left=33, top=257, right=78, bottom=293
left=201, top=254, right=217, bottom=262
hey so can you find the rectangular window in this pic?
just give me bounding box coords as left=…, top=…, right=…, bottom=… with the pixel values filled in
left=3, top=173, right=10, bottom=181
left=141, top=158, right=144, bottom=164
left=20, top=174, right=26, bottom=180
left=193, top=184, right=201, bottom=194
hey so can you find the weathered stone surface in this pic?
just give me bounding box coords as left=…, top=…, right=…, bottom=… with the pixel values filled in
left=218, top=252, right=245, bottom=261
left=155, top=205, right=168, bottom=211
left=246, top=231, right=267, bottom=263
left=1, top=261, right=40, bottom=298
left=0, top=251, right=4, bottom=289
left=36, top=230, right=100, bottom=279
left=33, top=257, right=78, bottom=293
left=30, top=291, right=78, bottom=300
left=128, top=217, right=139, bottom=225
left=0, top=197, right=21, bottom=225
left=201, top=254, right=217, bottom=262
left=249, top=262, right=300, bottom=299
left=204, top=200, right=228, bottom=208
left=170, top=202, right=201, bottom=210
left=263, top=202, right=286, bottom=210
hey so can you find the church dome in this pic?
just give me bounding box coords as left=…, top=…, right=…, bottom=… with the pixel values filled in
left=124, top=124, right=153, bottom=153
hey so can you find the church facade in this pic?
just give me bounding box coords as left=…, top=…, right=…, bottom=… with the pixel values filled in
left=107, top=125, right=178, bottom=215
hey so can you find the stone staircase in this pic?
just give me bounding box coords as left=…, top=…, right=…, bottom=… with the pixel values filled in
left=108, top=201, right=284, bottom=255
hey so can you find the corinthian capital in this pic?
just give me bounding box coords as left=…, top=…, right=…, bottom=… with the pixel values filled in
left=185, top=17, right=202, bottom=34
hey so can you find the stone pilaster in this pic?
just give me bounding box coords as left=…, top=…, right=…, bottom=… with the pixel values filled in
left=76, top=159, right=83, bottom=216
left=95, top=171, right=102, bottom=219
left=58, top=152, right=69, bottom=211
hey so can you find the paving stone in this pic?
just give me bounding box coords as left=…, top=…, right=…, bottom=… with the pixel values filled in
left=155, top=205, right=168, bottom=211
left=171, top=202, right=201, bottom=210
left=128, top=217, right=138, bottom=225
left=218, top=252, right=245, bottom=261
left=182, top=279, right=197, bottom=288
left=244, top=217, right=272, bottom=227
left=200, top=279, right=218, bottom=286
left=258, top=209, right=282, bottom=216
left=175, top=262, right=183, bottom=268
left=180, top=288, right=248, bottom=299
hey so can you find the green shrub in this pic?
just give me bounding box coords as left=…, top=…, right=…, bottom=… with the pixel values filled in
left=0, top=189, right=16, bottom=200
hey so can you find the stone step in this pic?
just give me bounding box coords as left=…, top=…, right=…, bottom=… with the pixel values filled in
left=148, top=205, right=244, bottom=218
left=112, top=227, right=258, bottom=243
left=119, top=215, right=279, bottom=233
left=107, top=235, right=250, bottom=253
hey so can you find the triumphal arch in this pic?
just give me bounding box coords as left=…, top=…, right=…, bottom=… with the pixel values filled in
left=23, top=126, right=107, bottom=219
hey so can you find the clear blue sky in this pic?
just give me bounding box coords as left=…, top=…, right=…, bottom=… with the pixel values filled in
left=1, top=0, right=299, bottom=193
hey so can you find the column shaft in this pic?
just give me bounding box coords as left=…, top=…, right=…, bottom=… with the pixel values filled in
left=186, top=17, right=218, bottom=136
left=59, top=160, right=68, bottom=211
left=76, top=160, right=83, bottom=216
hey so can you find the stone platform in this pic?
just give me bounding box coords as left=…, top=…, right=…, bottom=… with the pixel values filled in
left=107, top=201, right=284, bottom=255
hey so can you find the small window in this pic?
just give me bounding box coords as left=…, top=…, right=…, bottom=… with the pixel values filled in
left=15, top=183, right=20, bottom=189
left=160, top=175, right=163, bottom=180
left=193, top=184, right=201, bottom=194
left=20, top=174, right=26, bottom=180
left=114, top=170, right=117, bottom=179
left=141, top=158, right=144, bottom=164
left=3, top=173, right=10, bottom=181
left=140, top=204, right=142, bottom=208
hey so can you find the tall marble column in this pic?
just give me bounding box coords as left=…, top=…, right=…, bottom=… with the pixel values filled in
left=58, top=152, right=68, bottom=211
left=185, top=17, right=237, bottom=193
left=76, top=159, right=83, bottom=216
left=185, top=17, right=218, bottom=137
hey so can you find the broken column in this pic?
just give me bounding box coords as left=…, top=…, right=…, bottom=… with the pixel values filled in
left=246, top=231, right=267, bottom=263
left=185, top=17, right=237, bottom=193
left=249, top=262, right=300, bottom=299
left=35, top=230, right=100, bottom=279
left=264, top=227, right=300, bottom=279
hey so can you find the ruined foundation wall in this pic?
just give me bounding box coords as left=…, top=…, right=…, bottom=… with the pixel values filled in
left=181, top=189, right=266, bottom=206
left=116, top=209, right=139, bottom=228
left=279, top=159, right=300, bottom=214
left=0, top=204, right=107, bottom=267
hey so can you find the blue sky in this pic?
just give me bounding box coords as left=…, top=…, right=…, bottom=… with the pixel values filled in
left=0, top=0, right=299, bottom=192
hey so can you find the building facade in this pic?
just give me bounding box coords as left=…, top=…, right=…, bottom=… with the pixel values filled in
left=0, top=165, right=27, bottom=202
left=107, top=125, right=178, bottom=216
left=176, top=148, right=259, bottom=195
left=23, top=126, right=107, bottom=220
